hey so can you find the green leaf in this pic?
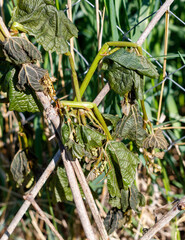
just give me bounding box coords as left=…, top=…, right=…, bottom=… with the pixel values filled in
left=61, top=122, right=70, bottom=144
left=104, top=208, right=124, bottom=235
left=1, top=37, right=42, bottom=65
left=103, top=114, right=120, bottom=129
left=9, top=71, right=40, bottom=112
left=115, top=103, right=148, bottom=146
left=143, top=129, right=168, bottom=150
left=51, top=166, right=73, bottom=202
left=106, top=141, right=139, bottom=187
left=10, top=149, right=28, bottom=185
left=81, top=125, right=106, bottom=150
left=106, top=48, right=159, bottom=79
left=10, top=0, right=78, bottom=54
left=18, top=63, right=46, bottom=91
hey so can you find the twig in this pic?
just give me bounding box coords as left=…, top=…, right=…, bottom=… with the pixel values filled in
left=71, top=160, right=108, bottom=240
left=24, top=195, right=64, bottom=240
left=0, top=150, right=61, bottom=240
left=139, top=196, right=185, bottom=240
left=93, top=0, right=174, bottom=106
left=29, top=210, right=46, bottom=240
left=157, top=8, right=170, bottom=124
left=95, top=0, right=100, bottom=50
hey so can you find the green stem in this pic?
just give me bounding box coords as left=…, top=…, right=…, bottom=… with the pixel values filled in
left=60, top=101, right=112, bottom=140
left=65, top=51, right=81, bottom=102
left=141, top=100, right=149, bottom=129
left=76, top=41, right=142, bottom=100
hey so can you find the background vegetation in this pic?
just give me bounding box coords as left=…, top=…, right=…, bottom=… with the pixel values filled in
left=0, top=0, right=185, bottom=239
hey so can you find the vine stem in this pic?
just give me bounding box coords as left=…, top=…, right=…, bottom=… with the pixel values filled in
left=139, top=197, right=185, bottom=240
left=93, top=0, right=174, bottom=106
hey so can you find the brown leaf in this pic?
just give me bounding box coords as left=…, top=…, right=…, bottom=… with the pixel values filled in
left=143, top=129, right=168, bottom=150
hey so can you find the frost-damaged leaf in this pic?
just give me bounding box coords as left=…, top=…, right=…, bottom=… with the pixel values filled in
left=106, top=141, right=139, bottom=187
left=129, top=184, right=145, bottom=211
left=121, top=189, right=129, bottom=212
left=143, top=129, right=168, bottom=150
left=9, top=72, right=40, bottom=112
left=10, top=0, right=78, bottom=54
left=105, top=48, right=159, bottom=79
left=10, top=149, right=28, bottom=185
left=51, top=166, right=73, bottom=202
left=18, top=63, right=47, bottom=91
left=116, top=103, right=148, bottom=146
left=1, top=37, right=42, bottom=65
left=104, top=208, right=124, bottom=235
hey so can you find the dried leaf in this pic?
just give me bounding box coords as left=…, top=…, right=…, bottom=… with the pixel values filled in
left=1, top=37, right=42, bottom=65
left=10, top=0, right=78, bottom=54
left=115, top=103, right=148, bottom=146
left=10, top=149, right=28, bottom=185
left=143, top=129, right=168, bottom=150
left=154, top=151, right=165, bottom=159
left=18, top=63, right=47, bottom=91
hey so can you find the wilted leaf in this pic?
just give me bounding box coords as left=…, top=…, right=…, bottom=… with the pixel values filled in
left=105, top=48, right=159, bottom=79
left=10, top=149, right=28, bottom=185
left=102, top=60, right=145, bottom=100
left=51, top=166, right=73, bottom=202
left=61, top=122, right=70, bottom=144
left=104, top=208, right=124, bottom=235
left=109, top=196, right=121, bottom=209
left=121, top=189, right=129, bottom=212
left=0, top=63, right=15, bottom=92
left=129, top=184, right=145, bottom=211
left=103, top=114, right=120, bottom=129
left=1, top=37, right=42, bottom=65
left=81, top=125, right=106, bottom=150
left=103, top=61, right=134, bottom=96
left=18, top=63, right=47, bottom=91
left=106, top=141, right=139, bottom=187
left=9, top=72, right=40, bottom=112
left=143, top=129, right=168, bottom=150
left=10, top=0, right=78, bottom=54
left=129, top=184, right=139, bottom=212
left=106, top=153, right=121, bottom=198
left=116, top=103, right=148, bottom=146
left=66, top=139, right=90, bottom=160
